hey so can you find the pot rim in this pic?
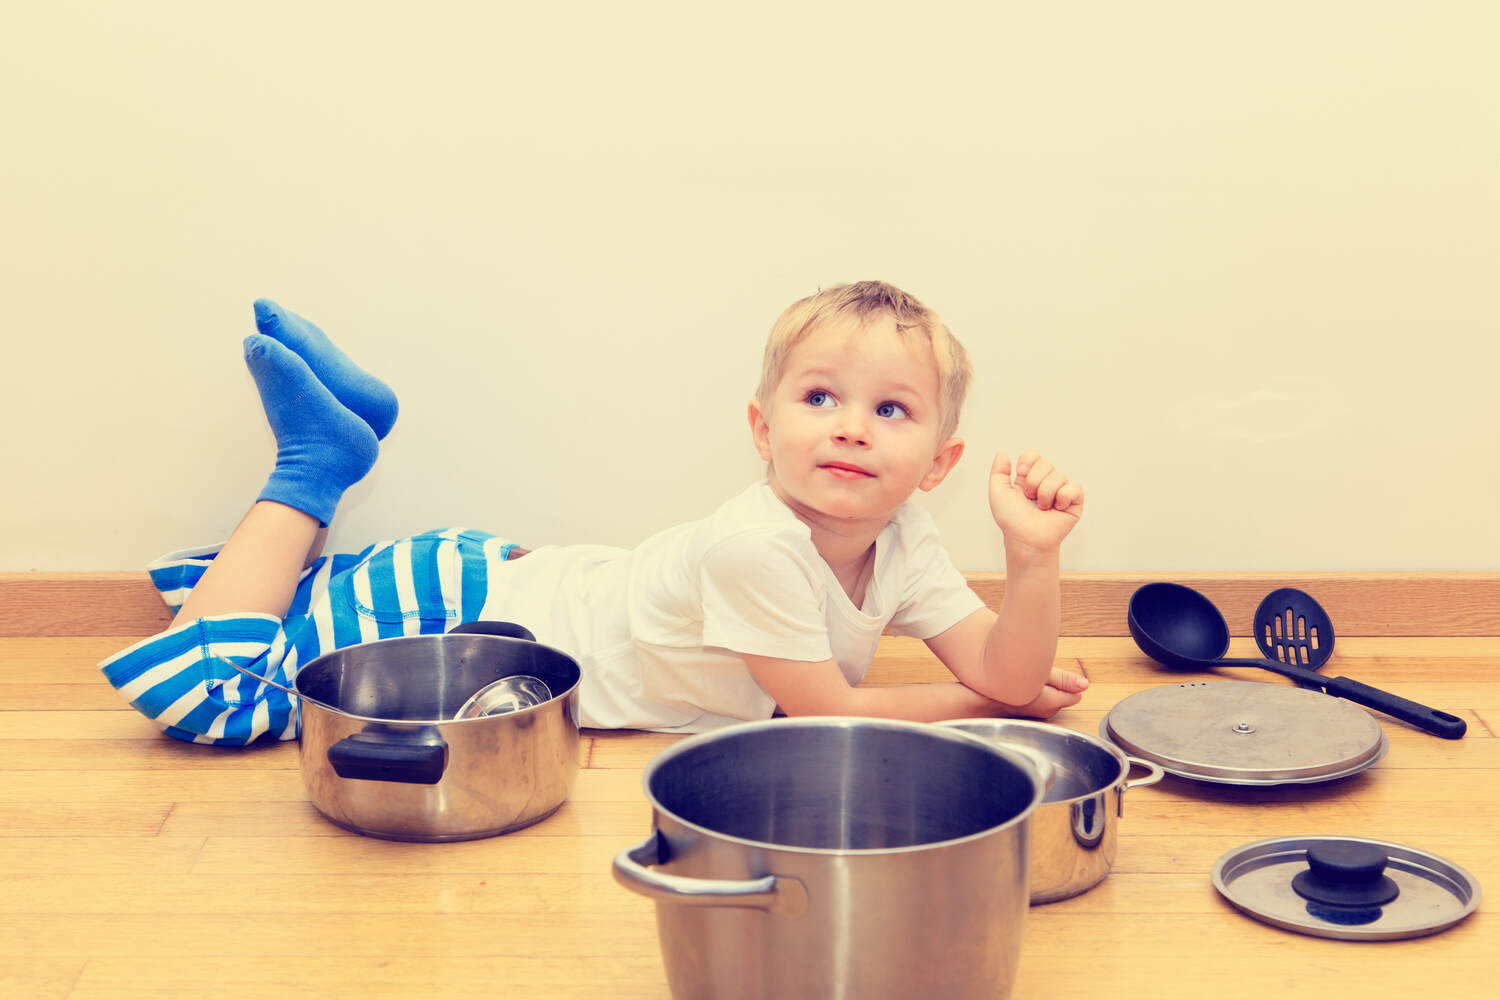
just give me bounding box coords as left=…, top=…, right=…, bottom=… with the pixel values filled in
left=293, top=633, right=583, bottom=728
left=638, top=716, right=1046, bottom=857
left=937, top=718, right=1136, bottom=805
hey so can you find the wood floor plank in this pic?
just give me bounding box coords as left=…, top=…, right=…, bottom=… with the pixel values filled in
left=191, top=834, right=629, bottom=876
left=0, top=837, right=205, bottom=874
left=0, top=636, right=149, bottom=679
left=158, top=798, right=652, bottom=840
left=68, top=956, right=670, bottom=1000
left=1009, top=933, right=1489, bottom=1000
left=1, top=872, right=643, bottom=915
left=585, top=732, right=684, bottom=770
left=0, top=739, right=296, bottom=771
left=0, top=958, right=85, bottom=1000
left=0, top=710, right=171, bottom=740
left=1016, top=909, right=1489, bottom=956
left=0, top=769, right=304, bottom=803
left=0, top=912, right=661, bottom=959
left=1473, top=708, right=1497, bottom=737
left=0, top=767, right=641, bottom=804
left=25, top=914, right=1494, bottom=1000
left=0, top=684, right=157, bottom=711
left=1123, top=797, right=1496, bottom=839
left=1109, top=833, right=1496, bottom=877
left=0, top=803, right=171, bottom=838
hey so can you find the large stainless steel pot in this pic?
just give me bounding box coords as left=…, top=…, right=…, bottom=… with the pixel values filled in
left=940, top=718, right=1164, bottom=902
left=276, top=623, right=581, bottom=841
left=612, top=717, right=1048, bottom=1000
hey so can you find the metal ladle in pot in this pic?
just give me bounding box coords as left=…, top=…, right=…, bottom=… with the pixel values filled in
left=1127, top=583, right=1466, bottom=739
left=452, top=675, right=552, bottom=718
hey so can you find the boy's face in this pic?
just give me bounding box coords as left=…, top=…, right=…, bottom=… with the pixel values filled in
left=749, top=314, right=964, bottom=526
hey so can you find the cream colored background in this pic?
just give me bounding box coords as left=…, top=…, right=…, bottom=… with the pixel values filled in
left=3, top=2, right=1496, bottom=572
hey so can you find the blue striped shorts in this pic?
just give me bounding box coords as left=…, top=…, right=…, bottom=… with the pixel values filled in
left=99, top=528, right=519, bottom=745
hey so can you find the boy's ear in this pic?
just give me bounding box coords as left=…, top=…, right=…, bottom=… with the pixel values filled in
left=918, top=436, right=965, bottom=492
left=747, top=399, right=773, bottom=461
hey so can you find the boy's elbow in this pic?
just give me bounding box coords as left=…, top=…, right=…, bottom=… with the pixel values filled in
left=984, top=676, right=1047, bottom=708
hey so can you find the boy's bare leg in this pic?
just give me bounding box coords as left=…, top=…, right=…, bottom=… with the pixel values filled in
left=171, top=501, right=321, bottom=627
left=306, top=525, right=330, bottom=569
left=166, top=302, right=396, bottom=629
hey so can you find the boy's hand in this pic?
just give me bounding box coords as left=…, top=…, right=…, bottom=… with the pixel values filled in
left=989, top=450, right=1084, bottom=554
left=991, top=666, right=1090, bottom=719
left=961, top=665, right=1089, bottom=720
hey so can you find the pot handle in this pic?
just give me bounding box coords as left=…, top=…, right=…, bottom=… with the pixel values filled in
left=450, top=621, right=538, bottom=642
left=327, top=727, right=449, bottom=785
left=611, top=831, right=809, bottom=918
left=1118, top=756, right=1165, bottom=817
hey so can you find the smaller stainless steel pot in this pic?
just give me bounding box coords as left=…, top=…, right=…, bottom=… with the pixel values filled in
left=940, top=719, right=1163, bottom=903
left=227, top=622, right=581, bottom=841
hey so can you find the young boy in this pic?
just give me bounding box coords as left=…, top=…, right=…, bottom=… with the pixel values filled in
left=101, top=281, right=1088, bottom=744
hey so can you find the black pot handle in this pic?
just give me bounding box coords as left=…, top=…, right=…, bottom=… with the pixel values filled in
left=327, top=728, right=448, bottom=784
left=450, top=620, right=537, bottom=642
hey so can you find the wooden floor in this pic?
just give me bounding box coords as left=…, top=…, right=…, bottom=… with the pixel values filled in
left=1, top=632, right=1494, bottom=999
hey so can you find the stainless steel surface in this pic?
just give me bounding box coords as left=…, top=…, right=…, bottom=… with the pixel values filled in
left=1101, top=681, right=1388, bottom=785
left=296, top=633, right=581, bottom=841
left=452, top=674, right=552, bottom=718
left=940, top=718, right=1164, bottom=903
left=1212, top=836, right=1483, bottom=941
left=612, top=717, right=1046, bottom=1000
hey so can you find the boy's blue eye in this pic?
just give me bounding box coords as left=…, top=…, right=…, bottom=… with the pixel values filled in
left=806, top=390, right=836, bottom=408
left=876, top=401, right=909, bottom=420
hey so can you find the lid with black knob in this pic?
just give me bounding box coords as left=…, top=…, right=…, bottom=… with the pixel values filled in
left=1212, top=836, right=1481, bottom=940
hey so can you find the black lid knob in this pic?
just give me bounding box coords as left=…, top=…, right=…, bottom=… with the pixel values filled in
left=1292, top=842, right=1399, bottom=908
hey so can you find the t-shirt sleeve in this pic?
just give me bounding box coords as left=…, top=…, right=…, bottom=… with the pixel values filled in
left=698, top=531, right=835, bottom=663
left=886, top=508, right=988, bottom=640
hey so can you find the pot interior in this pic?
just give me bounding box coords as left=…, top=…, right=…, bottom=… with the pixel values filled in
left=647, top=721, right=1037, bottom=850
left=296, top=634, right=581, bottom=722
left=942, top=720, right=1123, bottom=802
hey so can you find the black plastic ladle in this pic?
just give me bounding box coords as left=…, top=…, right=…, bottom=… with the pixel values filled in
left=1128, top=582, right=1467, bottom=740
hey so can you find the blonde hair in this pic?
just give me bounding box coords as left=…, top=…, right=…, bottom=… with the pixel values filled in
left=756, top=280, right=972, bottom=439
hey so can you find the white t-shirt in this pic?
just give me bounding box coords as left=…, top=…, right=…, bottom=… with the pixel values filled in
left=476, top=481, right=986, bottom=731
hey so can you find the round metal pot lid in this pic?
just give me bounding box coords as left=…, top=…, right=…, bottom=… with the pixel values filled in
left=1212, top=836, right=1482, bottom=941
left=1100, top=681, right=1387, bottom=785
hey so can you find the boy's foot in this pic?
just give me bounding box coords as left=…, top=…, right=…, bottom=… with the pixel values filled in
left=244, top=334, right=379, bottom=526
left=253, top=299, right=399, bottom=440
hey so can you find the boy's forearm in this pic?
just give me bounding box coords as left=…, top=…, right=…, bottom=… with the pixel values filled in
left=979, top=545, right=1062, bottom=704
left=785, top=681, right=1004, bottom=723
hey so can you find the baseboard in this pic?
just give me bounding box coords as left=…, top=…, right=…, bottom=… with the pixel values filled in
left=969, top=571, right=1500, bottom=637
left=3, top=571, right=1496, bottom=638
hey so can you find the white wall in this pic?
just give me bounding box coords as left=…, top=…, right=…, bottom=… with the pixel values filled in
left=4, top=2, right=1497, bottom=572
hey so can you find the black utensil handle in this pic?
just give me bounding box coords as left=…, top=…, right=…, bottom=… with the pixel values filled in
left=1219, top=657, right=1329, bottom=688
left=450, top=620, right=537, bottom=642
left=1324, top=676, right=1468, bottom=739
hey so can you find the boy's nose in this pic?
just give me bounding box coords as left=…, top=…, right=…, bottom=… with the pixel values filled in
left=832, top=415, right=870, bottom=446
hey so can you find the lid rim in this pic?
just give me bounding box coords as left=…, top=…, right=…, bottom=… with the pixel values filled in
left=1100, top=681, right=1388, bottom=786
left=1211, top=835, right=1482, bottom=941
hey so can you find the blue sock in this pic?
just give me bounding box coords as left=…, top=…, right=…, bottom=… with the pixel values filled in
left=252, top=299, right=399, bottom=440
left=244, top=334, right=379, bottom=526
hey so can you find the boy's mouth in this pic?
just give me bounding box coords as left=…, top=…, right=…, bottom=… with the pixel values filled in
left=820, top=462, right=875, bottom=480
